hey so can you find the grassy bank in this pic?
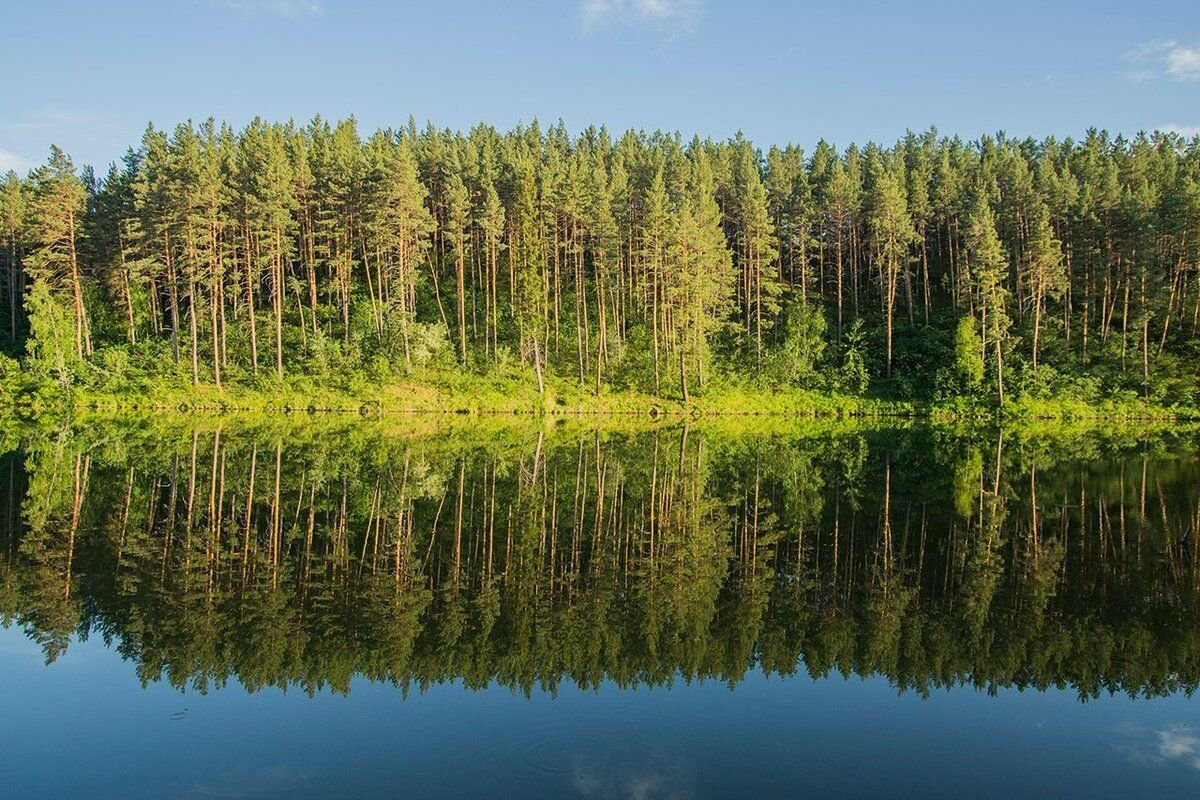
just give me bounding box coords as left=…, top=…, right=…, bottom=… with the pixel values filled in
left=3, top=365, right=1196, bottom=425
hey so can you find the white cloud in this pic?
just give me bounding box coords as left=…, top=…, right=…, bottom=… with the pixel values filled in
left=1158, top=124, right=1200, bottom=137
left=218, top=0, right=322, bottom=19
left=1166, top=46, right=1200, bottom=80
left=0, top=149, right=34, bottom=175
left=1123, top=39, right=1200, bottom=81
left=571, top=752, right=695, bottom=799
left=1158, top=727, right=1200, bottom=770
left=581, top=0, right=704, bottom=32
left=1115, top=724, right=1200, bottom=772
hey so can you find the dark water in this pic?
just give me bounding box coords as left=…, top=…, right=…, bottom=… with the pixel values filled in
left=2, top=419, right=1200, bottom=798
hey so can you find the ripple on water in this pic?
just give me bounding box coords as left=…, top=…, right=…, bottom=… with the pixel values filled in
left=521, top=734, right=609, bottom=774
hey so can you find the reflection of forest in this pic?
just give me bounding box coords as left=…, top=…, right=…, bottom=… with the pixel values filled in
left=2, top=422, right=1198, bottom=700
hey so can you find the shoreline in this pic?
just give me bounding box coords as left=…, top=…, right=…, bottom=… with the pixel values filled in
left=3, top=374, right=1195, bottom=425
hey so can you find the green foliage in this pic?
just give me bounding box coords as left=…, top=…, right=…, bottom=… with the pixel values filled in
left=407, top=321, right=453, bottom=367
left=24, top=279, right=80, bottom=387
left=952, top=447, right=983, bottom=518
left=837, top=319, right=870, bottom=394
left=0, top=352, right=24, bottom=401
left=764, top=300, right=827, bottom=388
left=953, top=315, right=984, bottom=390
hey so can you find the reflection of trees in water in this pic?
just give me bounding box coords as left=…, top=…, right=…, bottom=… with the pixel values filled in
left=1, top=424, right=1198, bottom=700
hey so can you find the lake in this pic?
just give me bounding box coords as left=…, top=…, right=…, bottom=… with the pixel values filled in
left=2, top=418, right=1199, bottom=798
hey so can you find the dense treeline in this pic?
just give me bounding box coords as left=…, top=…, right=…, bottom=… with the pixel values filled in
left=3, top=120, right=1200, bottom=405
left=3, top=422, right=1199, bottom=697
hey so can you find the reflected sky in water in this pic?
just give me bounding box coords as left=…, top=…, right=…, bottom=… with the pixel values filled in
left=2, top=625, right=1198, bottom=799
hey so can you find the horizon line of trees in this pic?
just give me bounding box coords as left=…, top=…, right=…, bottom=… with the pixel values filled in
left=3, top=118, right=1200, bottom=403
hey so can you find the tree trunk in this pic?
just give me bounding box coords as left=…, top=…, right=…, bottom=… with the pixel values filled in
left=189, top=278, right=199, bottom=384
left=245, top=230, right=258, bottom=373
left=456, top=248, right=467, bottom=363
left=995, top=338, right=1005, bottom=408
left=679, top=348, right=689, bottom=404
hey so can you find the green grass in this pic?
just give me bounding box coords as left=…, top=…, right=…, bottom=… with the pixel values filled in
left=5, top=362, right=1197, bottom=424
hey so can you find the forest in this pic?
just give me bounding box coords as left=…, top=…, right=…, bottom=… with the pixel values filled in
left=2, top=118, right=1200, bottom=412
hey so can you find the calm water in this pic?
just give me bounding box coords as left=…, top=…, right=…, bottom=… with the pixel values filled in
left=2, top=419, right=1200, bottom=798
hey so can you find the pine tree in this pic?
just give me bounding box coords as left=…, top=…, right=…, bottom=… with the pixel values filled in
left=0, top=171, right=28, bottom=346
left=903, top=130, right=935, bottom=322
left=586, top=143, right=619, bottom=392
left=26, top=146, right=91, bottom=360
left=445, top=164, right=471, bottom=364
left=765, top=144, right=814, bottom=301
left=85, top=159, right=138, bottom=348
left=1022, top=198, right=1064, bottom=371
left=394, top=134, right=437, bottom=367
left=237, top=119, right=295, bottom=377
left=506, top=134, right=544, bottom=388
left=822, top=155, right=856, bottom=342
left=866, top=153, right=915, bottom=380
left=965, top=188, right=1010, bottom=405
left=639, top=164, right=671, bottom=393
left=732, top=138, right=779, bottom=369
left=668, top=144, right=734, bottom=401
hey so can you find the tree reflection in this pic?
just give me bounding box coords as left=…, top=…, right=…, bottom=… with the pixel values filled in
left=1, top=421, right=1198, bottom=701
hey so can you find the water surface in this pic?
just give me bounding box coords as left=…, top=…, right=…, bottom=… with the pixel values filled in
left=2, top=420, right=1199, bottom=797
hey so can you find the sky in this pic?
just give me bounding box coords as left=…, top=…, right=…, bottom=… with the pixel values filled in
left=2, top=0, right=1198, bottom=173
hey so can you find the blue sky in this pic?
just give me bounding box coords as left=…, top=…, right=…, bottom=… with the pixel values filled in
left=2, top=0, right=1198, bottom=172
